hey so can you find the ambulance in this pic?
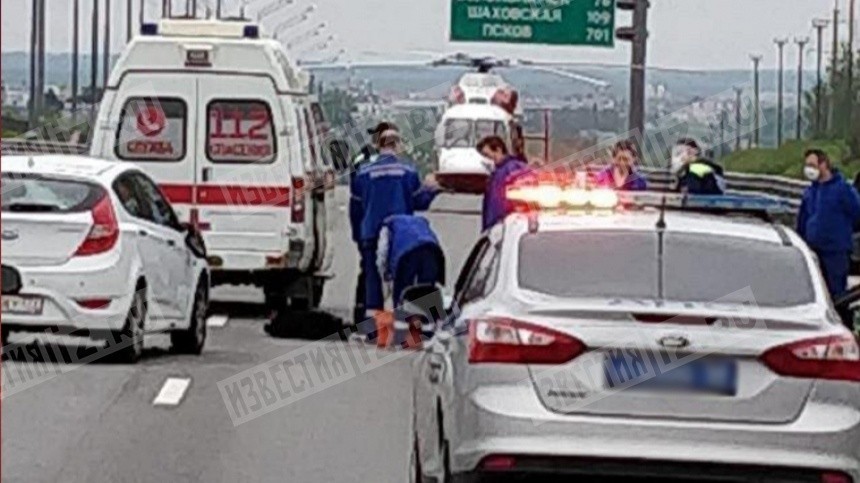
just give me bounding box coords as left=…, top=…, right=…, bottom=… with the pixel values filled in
left=90, top=18, right=336, bottom=311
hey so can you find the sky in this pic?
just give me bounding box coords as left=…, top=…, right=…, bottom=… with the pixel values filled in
left=0, top=0, right=856, bottom=70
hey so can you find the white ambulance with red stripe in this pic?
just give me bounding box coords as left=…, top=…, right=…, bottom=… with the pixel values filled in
left=90, top=18, right=335, bottom=311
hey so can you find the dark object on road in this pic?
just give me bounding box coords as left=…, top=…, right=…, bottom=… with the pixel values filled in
left=264, top=310, right=347, bottom=341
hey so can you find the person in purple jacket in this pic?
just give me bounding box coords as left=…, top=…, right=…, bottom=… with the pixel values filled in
left=595, top=140, right=648, bottom=191
left=476, top=135, right=532, bottom=232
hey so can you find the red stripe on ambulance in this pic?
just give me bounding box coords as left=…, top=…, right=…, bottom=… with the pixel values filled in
left=159, top=184, right=291, bottom=207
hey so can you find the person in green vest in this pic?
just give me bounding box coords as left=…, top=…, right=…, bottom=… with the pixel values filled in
left=672, top=138, right=726, bottom=195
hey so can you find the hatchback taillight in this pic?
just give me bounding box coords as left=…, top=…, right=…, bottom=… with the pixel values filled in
left=761, top=334, right=860, bottom=382
left=468, top=317, right=586, bottom=364
left=74, top=192, right=119, bottom=256
left=291, top=177, right=305, bottom=223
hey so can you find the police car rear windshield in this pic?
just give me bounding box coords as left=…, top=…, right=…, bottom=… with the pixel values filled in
left=518, top=231, right=815, bottom=307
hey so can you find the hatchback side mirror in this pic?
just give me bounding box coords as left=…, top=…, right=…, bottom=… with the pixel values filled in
left=181, top=223, right=207, bottom=259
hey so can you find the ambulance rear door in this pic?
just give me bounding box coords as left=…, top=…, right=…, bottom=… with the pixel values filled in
left=107, top=73, right=197, bottom=222
left=195, top=74, right=292, bottom=259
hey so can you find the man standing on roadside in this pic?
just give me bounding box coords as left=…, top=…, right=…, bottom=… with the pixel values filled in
left=476, top=135, right=531, bottom=232
left=797, top=149, right=860, bottom=299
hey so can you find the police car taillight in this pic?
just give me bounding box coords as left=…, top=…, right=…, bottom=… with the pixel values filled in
left=468, top=317, right=586, bottom=364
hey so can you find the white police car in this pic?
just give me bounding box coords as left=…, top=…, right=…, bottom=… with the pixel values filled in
left=407, top=186, right=859, bottom=482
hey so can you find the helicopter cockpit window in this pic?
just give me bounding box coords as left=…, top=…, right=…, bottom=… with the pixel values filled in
left=443, top=119, right=473, bottom=148
left=475, top=120, right=506, bottom=142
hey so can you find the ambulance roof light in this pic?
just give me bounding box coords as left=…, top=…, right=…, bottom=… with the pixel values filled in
left=243, top=25, right=260, bottom=39
left=141, top=23, right=159, bottom=36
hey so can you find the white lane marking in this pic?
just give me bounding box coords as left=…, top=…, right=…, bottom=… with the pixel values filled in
left=153, top=378, right=191, bottom=406
left=206, top=315, right=229, bottom=327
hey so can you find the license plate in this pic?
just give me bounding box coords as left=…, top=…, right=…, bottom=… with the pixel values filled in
left=2, top=295, right=44, bottom=315
left=604, top=350, right=737, bottom=396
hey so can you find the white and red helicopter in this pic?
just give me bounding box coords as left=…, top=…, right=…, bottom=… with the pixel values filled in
left=301, top=52, right=610, bottom=193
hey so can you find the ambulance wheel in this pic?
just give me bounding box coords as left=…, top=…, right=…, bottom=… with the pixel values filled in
left=312, top=278, right=324, bottom=308
left=264, top=287, right=288, bottom=314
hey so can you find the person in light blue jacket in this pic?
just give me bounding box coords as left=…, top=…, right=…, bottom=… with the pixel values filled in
left=797, top=149, right=860, bottom=299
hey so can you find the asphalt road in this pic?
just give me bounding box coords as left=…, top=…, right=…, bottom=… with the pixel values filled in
left=1, top=189, right=483, bottom=483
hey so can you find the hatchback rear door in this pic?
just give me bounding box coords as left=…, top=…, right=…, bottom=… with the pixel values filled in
left=1, top=173, right=105, bottom=267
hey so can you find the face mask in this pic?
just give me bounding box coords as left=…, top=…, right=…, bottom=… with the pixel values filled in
left=804, top=166, right=821, bottom=181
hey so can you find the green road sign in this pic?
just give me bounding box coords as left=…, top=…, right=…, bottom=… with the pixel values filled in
left=450, top=0, right=616, bottom=47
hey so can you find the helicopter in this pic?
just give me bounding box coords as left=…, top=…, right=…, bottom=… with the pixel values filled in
left=301, top=51, right=611, bottom=193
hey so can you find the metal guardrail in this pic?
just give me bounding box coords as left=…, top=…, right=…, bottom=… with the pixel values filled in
left=0, top=139, right=89, bottom=155
left=640, top=168, right=807, bottom=210
left=1, top=139, right=809, bottom=208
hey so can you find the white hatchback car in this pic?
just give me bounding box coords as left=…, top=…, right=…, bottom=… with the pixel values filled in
left=1, top=155, right=209, bottom=362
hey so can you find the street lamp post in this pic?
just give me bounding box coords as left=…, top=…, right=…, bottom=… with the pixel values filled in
left=813, top=19, right=830, bottom=135
left=794, top=37, right=810, bottom=140
left=72, top=0, right=80, bottom=121
left=774, top=38, right=788, bottom=147
left=750, top=54, right=762, bottom=146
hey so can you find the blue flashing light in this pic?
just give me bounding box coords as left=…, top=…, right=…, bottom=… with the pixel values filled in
left=243, top=25, right=260, bottom=39
left=141, top=23, right=159, bottom=36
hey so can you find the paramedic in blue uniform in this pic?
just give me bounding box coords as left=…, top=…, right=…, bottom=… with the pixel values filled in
left=349, top=122, right=398, bottom=327
left=350, top=128, right=440, bottom=338
left=596, top=140, right=648, bottom=191
left=797, top=149, right=860, bottom=299
left=477, top=135, right=531, bottom=231
left=377, top=214, right=445, bottom=347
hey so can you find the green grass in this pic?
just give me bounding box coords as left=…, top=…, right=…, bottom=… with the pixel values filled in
left=722, top=139, right=859, bottom=180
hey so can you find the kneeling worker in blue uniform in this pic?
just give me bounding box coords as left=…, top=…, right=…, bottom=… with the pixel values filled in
left=351, top=129, right=441, bottom=343
left=797, top=149, right=860, bottom=299
left=377, top=214, right=445, bottom=348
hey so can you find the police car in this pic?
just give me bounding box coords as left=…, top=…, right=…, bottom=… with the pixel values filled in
left=89, top=18, right=336, bottom=311
left=407, top=185, right=860, bottom=482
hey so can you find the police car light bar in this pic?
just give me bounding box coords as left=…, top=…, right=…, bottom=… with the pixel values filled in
left=616, top=192, right=795, bottom=216
left=506, top=180, right=794, bottom=218
left=507, top=185, right=620, bottom=210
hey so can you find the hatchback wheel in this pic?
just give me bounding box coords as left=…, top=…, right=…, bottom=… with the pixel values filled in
left=113, top=287, right=146, bottom=363
left=171, top=281, right=208, bottom=355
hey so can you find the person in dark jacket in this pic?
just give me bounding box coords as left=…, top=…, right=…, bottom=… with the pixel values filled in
left=377, top=215, right=445, bottom=348
left=673, top=138, right=725, bottom=195
left=350, top=129, right=440, bottom=338
left=595, top=140, right=648, bottom=191
left=797, top=149, right=860, bottom=299
left=477, top=135, right=531, bottom=231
